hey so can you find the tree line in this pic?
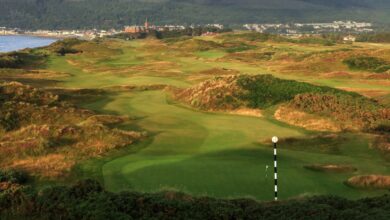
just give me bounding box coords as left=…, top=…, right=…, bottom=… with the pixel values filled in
left=1, top=0, right=390, bottom=29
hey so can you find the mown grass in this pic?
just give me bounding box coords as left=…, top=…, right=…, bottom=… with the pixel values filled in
left=77, top=91, right=389, bottom=200
left=6, top=34, right=389, bottom=200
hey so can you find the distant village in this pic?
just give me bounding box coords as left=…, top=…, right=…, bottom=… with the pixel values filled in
left=0, top=20, right=374, bottom=41
left=243, top=21, right=373, bottom=35
left=0, top=27, right=120, bottom=39
left=0, top=19, right=224, bottom=40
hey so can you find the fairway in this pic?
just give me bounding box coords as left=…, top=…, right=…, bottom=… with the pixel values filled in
left=41, top=37, right=390, bottom=200
left=79, top=90, right=388, bottom=200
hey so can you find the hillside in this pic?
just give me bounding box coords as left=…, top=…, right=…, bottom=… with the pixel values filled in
left=0, top=81, right=144, bottom=178
left=174, top=74, right=390, bottom=132
left=1, top=0, right=390, bottom=29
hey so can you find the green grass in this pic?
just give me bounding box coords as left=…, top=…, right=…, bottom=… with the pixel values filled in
left=75, top=91, right=390, bottom=201
left=195, top=50, right=226, bottom=59
left=31, top=37, right=390, bottom=201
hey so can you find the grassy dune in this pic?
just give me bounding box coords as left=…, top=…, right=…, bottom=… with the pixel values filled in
left=2, top=33, right=390, bottom=200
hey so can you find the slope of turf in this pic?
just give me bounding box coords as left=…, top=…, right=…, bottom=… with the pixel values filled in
left=75, top=90, right=388, bottom=200
left=12, top=37, right=390, bottom=201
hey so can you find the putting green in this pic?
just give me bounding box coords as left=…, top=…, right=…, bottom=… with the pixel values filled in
left=46, top=38, right=390, bottom=200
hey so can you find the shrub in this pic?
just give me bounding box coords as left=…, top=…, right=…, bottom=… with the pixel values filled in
left=56, top=47, right=80, bottom=56
left=49, top=38, right=84, bottom=49
left=0, top=170, right=29, bottom=184
left=224, top=41, right=256, bottom=53
left=0, top=111, right=20, bottom=131
left=372, top=122, right=390, bottom=133
left=289, top=93, right=389, bottom=131
left=221, top=32, right=271, bottom=42
left=47, top=38, right=84, bottom=55
left=236, top=74, right=356, bottom=108
left=0, top=82, right=143, bottom=177
left=343, top=56, right=388, bottom=72
left=356, top=33, right=390, bottom=43
left=0, top=51, right=47, bottom=69
left=0, top=53, right=23, bottom=68
left=1, top=180, right=390, bottom=219
left=375, top=65, right=390, bottom=73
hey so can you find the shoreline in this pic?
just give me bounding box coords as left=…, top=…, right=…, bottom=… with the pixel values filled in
left=0, top=35, right=60, bottom=53
left=0, top=34, right=65, bottom=39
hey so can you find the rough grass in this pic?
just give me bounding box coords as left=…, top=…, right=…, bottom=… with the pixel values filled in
left=347, top=175, right=390, bottom=189
left=222, top=52, right=274, bottom=62
left=173, top=75, right=244, bottom=110
left=274, top=106, right=341, bottom=132
left=288, top=93, right=390, bottom=131
left=343, top=56, right=389, bottom=73
left=0, top=82, right=144, bottom=178
left=175, top=39, right=223, bottom=51
left=173, top=74, right=366, bottom=115
left=1, top=35, right=390, bottom=201
left=2, top=179, right=390, bottom=220
left=0, top=50, right=48, bottom=69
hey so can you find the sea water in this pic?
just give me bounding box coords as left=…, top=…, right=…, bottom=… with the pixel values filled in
left=0, top=35, right=57, bottom=53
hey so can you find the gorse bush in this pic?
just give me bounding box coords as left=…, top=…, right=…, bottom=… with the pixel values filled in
left=176, top=74, right=371, bottom=115
left=0, top=111, right=20, bottom=131
left=236, top=74, right=356, bottom=108
left=0, top=82, right=144, bottom=177
left=0, top=53, right=23, bottom=68
left=49, top=38, right=84, bottom=49
left=221, top=32, right=271, bottom=42
left=56, top=47, right=80, bottom=56
left=225, top=52, right=275, bottom=62
left=0, top=81, right=59, bottom=106
left=343, top=56, right=389, bottom=72
left=178, top=39, right=223, bottom=51
left=373, top=122, right=390, bottom=133
left=356, top=33, right=390, bottom=43
left=0, top=52, right=30, bottom=68
left=0, top=170, right=28, bottom=184
left=223, top=41, right=256, bottom=53
left=1, top=179, right=390, bottom=220
left=374, top=65, right=390, bottom=73
left=289, top=93, right=389, bottom=131
left=0, top=51, right=47, bottom=68
left=47, top=38, right=84, bottom=55
left=176, top=74, right=387, bottom=132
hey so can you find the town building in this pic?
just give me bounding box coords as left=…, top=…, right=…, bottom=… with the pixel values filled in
left=124, top=18, right=149, bottom=33
left=124, top=26, right=146, bottom=33
left=343, top=35, right=356, bottom=42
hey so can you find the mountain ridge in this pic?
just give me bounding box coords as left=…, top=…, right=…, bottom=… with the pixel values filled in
left=0, top=0, right=389, bottom=29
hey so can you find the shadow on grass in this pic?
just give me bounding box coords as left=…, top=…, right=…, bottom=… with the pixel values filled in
left=253, top=133, right=351, bottom=155
left=112, top=147, right=310, bottom=200
left=0, top=77, right=61, bottom=87
left=68, top=136, right=155, bottom=185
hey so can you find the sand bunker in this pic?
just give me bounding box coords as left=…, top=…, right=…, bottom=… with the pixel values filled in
left=347, top=175, right=390, bottom=189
